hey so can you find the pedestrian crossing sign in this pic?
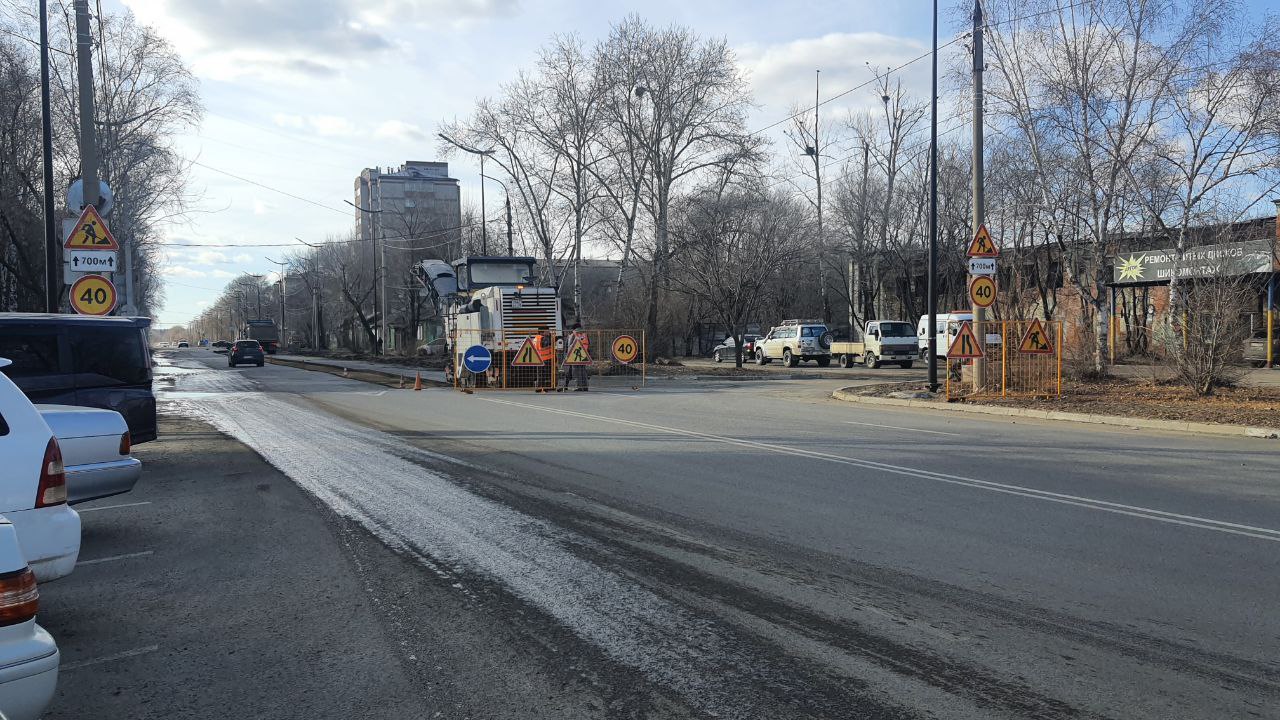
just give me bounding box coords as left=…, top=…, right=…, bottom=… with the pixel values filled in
left=511, top=336, right=544, bottom=366
left=966, top=224, right=998, bottom=258
left=1018, top=319, right=1054, bottom=355
left=563, top=335, right=592, bottom=365
left=946, top=321, right=984, bottom=359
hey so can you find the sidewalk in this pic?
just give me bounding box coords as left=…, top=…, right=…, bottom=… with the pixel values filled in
left=272, top=353, right=448, bottom=385
left=1108, top=363, right=1280, bottom=388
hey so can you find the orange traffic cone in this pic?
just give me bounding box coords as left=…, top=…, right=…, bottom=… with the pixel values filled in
left=413, top=372, right=422, bottom=391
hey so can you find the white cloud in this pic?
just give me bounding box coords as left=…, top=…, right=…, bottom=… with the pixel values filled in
left=374, top=120, right=427, bottom=143
left=271, top=114, right=305, bottom=129
left=210, top=269, right=238, bottom=279
left=271, top=113, right=356, bottom=137
left=195, top=300, right=210, bottom=308
left=232, top=253, right=253, bottom=264
left=165, top=265, right=206, bottom=278
left=356, top=0, right=518, bottom=30
left=191, top=250, right=228, bottom=265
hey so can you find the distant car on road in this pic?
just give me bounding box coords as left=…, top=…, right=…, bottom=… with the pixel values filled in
left=38, top=405, right=140, bottom=505
left=0, top=359, right=80, bottom=583
left=0, top=515, right=59, bottom=720
left=228, top=339, right=265, bottom=368
left=711, top=334, right=759, bottom=363
left=176, top=341, right=189, bottom=348
left=0, top=314, right=156, bottom=444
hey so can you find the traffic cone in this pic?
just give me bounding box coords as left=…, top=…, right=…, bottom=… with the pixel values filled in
left=413, top=372, right=422, bottom=391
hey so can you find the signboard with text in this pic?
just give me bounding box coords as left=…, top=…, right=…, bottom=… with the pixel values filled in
left=1112, top=240, right=1274, bottom=285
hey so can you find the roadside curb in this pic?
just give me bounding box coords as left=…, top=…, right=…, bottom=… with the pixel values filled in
left=267, top=356, right=451, bottom=388
left=831, top=387, right=1280, bottom=440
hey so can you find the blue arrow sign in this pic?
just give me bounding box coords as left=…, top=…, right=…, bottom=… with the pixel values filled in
left=462, top=345, right=492, bottom=374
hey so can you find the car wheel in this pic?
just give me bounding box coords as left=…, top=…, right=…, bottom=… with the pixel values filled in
left=228, top=361, right=235, bottom=368
left=840, top=354, right=853, bottom=368
left=783, top=349, right=797, bottom=367
left=900, top=361, right=914, bottom=369
left=713, top=351, right=722, bottom=363
left=816, top=356, right=831, bottom=368
left=756, top=350, right=768, bottom=365
left=864, top=353, right=881, bottom=369
left=257, top=361, right=265, bottom=367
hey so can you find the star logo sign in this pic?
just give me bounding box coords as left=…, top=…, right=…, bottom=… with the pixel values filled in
left=1117, top=254, right=1146, bottom=282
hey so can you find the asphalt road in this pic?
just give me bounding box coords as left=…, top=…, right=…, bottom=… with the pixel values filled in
left=154, top=348, right=1280, bottom=719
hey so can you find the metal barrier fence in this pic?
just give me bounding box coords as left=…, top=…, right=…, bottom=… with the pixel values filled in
left=449, top=328, right=645, bottom=391
left=946, top=319, right=1062, bottom=400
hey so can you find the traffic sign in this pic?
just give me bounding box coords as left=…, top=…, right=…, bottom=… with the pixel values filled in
left=462, top=345, right=492, bottom=374
left=510, top=336, right=544, bottom=366
left=968, top=258, right=997, bottom=275
left=1018, top=319, right=1054, bottom=354
left=946, top=321, right=984, bottom=359
left=67, top=249, right=118, bottom=273
left=563, top=335, right=592, bottom=365
left=969, top=275, right=997, bottom=308
left=966, top=224, right=998, bottom=257
left=64, top=205, right=118, bottom=250
left=611, top=334, right=639, bottom=364
left=68, top=274, right=117, bottom=316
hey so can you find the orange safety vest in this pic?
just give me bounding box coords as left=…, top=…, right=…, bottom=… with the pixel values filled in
left=533, top=333, right=554, bottom=362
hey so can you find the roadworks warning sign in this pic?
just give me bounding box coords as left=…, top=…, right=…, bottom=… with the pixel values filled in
left=946, top=321, right=984, bottom=359
left=511, top=336, right=544, bottom=366
left=1018, top=319, right=1054, bottom=354
left=563, top=335, right=592, bottom=365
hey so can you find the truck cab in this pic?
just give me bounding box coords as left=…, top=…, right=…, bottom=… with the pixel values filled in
left=830, top=320, right=917, bottom=369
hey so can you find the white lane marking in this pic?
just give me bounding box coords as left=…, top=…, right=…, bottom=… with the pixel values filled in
left=844, top=420, right=963, bottom=437
left=63, top=645, right=160, bottom=671
left=481, top=397, right=1280, bottom=543
left=77, top=501, right=152, bottom=513
left=77, top=550, right=154, bottom=565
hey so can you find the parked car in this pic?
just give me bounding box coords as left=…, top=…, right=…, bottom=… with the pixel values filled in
left=0, top=359, right=80, bottom=582
left=756, top=320, right=833, bottom=367
left=711, top=334, right=759, bottom=363
left=176, top=340, right=189, bottom=348
left=210, top=340, right=232, bottom=354
left=228, top=339, right=265, bottom=368
left=0, top=515, right=59, bottom=720
left=0, top=314, right=156, bottom=444
left=38, top=406, right=140, bottom=505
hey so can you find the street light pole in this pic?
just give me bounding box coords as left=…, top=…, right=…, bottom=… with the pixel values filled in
left=39, top=0, right=57, bottom=312
left=438, top=133, right=495, bottom=255
left=481, top=173, right=514, bottom=256
left=266, top=257, right=287, bottom=348
left=928, top=0, right=940, bottom=391
left=346, top=198, right=389, bottom=354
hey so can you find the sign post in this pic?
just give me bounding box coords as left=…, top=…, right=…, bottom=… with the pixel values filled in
left=965, top=223, right=999, bottom=391
left=63, top=205, right=121, bottom=313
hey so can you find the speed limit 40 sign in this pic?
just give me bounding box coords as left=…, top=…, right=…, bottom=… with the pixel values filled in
left=969, top=275, right=997, bottom=309
left=69, top=274, right=118, bottom=316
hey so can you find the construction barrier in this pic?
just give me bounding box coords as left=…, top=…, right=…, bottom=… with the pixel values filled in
left=448, top=328, right=646, bottom=391
left=946, top=319, right=1062, bottom=400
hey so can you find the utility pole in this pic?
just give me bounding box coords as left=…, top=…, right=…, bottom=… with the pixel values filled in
left=927, top=0, right=940, bottom=391
left=377, top=184, right=389, bottom=353
left=74, top=0, right=98, bottom=210
left=806, top=70, right=829, bottom=324
left=970, top=0, right=987, bottom=391
left=506, top=195, right=513, bottom=256
left=858, top=142, right=870, bottom=333
left=479, top=152, right=488, bottom=254
left=39, top=0, right=58, bottom=312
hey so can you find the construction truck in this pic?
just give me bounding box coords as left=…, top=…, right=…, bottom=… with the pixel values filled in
left=415, top=256, right=563, bottom=386
left=245, top=319, right=280, bottom=355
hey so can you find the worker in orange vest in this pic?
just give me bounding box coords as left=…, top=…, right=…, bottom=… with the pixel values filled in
left=532, top=326, right=554, bottom=393
left=562, top=322, right=590, bottom=391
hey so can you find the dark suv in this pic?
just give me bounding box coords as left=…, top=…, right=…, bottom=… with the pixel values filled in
left=228, top=339, right=265, bottom=367
left=0, top=313, right=156, bottom=443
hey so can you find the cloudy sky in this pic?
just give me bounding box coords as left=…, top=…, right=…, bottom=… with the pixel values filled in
left=105, top=0, right=1271, bottom=329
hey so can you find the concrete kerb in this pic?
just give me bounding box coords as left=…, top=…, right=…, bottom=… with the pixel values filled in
left=267, top=356, right=451, bottom=389
left=831, top=386, right=1280, bottom=440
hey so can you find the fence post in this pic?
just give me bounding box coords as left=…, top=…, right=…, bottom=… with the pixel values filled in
left=1001, top=321, right=1007, bottom=397
left=501, top=329, right=508, bottom=389
left=1109, top=286, right=1117, bottom=365
left=1056, top=322, right=1063, bottom=396
left=641, top=329, right=647, bottom=387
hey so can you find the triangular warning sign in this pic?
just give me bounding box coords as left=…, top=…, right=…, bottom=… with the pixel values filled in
left=511, top=336, right=544, bottom=366
left=946, top=321, right=984, bottom=359
left=563, top=335, right=592, bottom=365
left=1018, top=319, right=1054, bottom=355
left=966, top=224, right=998, bottom=258
left=64, top=205, right=119, bottom=250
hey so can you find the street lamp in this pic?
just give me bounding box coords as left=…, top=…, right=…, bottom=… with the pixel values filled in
left=438, top=133, right=495, bottom=255
left=346, top=199, right=389, bottom=355
left=927, top=0, right=940, bottom=392
left=481, top=173, right=514, bottom=257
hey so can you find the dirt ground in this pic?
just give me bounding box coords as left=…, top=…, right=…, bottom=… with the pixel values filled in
left=861, top=378, right=1280, bottom=428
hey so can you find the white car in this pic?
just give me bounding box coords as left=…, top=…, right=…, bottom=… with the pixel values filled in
left=0, top=515, right=58, bottom=720
left=38, top=405, right=141, bottom=505
left=0, top=360, right=80, bottom=582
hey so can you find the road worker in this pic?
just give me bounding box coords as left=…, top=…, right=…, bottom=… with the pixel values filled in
left=533, top=326, right=554, bottom=392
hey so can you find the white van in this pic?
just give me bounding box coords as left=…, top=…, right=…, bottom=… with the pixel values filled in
left=917, top=313, right=1002, bottom=359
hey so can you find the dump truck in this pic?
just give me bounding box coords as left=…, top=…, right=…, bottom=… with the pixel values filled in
left=245, top=319, right=280, bottom=354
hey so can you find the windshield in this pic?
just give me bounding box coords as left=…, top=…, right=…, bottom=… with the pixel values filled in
left=469, top=262, right=535, bottom=285
left=879, top=322, right=914, bottom=338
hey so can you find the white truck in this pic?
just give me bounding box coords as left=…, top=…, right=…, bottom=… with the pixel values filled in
left=830, top=320, right=918, bottom=369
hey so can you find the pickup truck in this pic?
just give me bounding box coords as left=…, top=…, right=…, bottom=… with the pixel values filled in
left=830, top=320, right=918, bottom=369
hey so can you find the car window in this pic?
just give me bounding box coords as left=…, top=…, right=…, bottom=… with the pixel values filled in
left=800, top=326, right=827, bottom=337
left=70, top=326, right=150, bottom=387
left=236, top=341, right=260, bottom=349
left=0, top=331, right=61, bottom=378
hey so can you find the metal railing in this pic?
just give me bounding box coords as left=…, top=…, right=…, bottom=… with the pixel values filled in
left=449, top=328, right=646, bottom=391
left=946, top=320, right=1062, bottom=400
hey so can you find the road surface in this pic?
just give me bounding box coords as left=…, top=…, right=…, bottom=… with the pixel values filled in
left=157, top=348, right=1280, bottom=719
